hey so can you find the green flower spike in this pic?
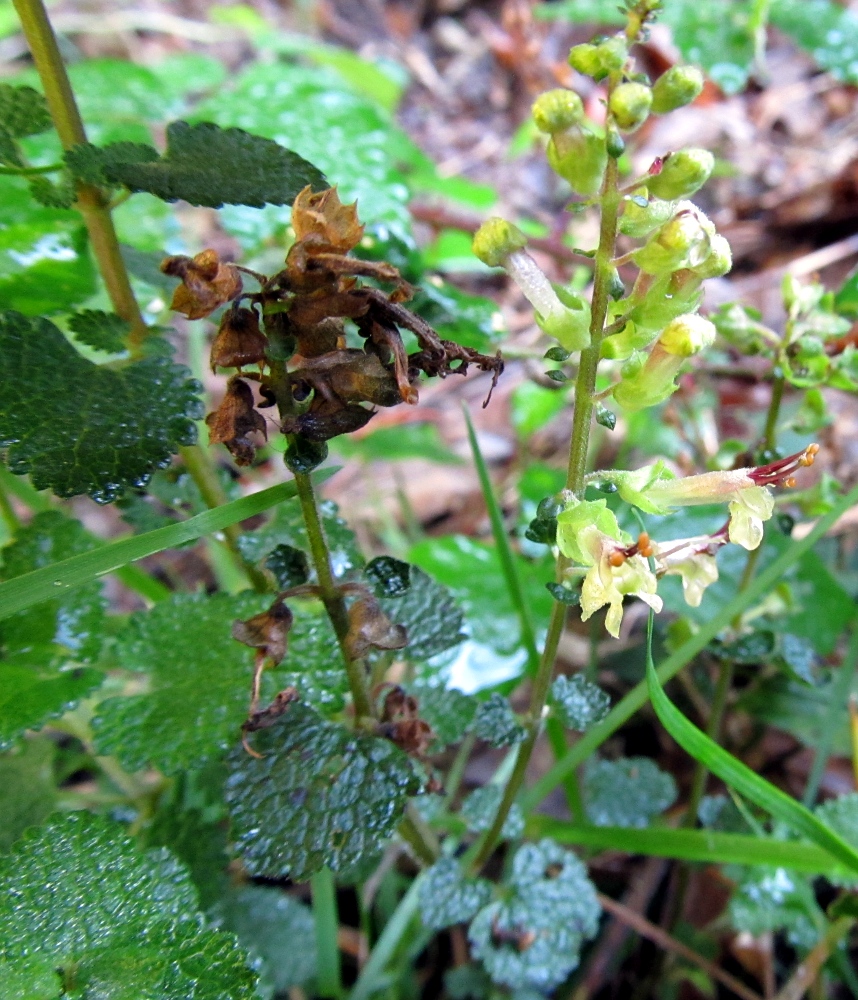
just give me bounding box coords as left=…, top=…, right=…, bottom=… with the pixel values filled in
left=612, top=313, right=715, bottom=412
left=568, top=35, right=628, bottom=80
left=472, top=218, right=591, bottom=351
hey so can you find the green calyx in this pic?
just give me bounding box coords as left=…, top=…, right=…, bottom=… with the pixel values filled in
left=647, top=148, right=714, bottom=201
left=532, top=89, right=584, bottom=134
left=556, top=497, right=624, bottom=564
left=633, top=211, right=712, bottom=276
left=609, top=82, right=652, bottom=133
left=472, top=217, right=528, bottom=268
left=569, top=35, right=627, bottom=81
left=547, top=128, right=607, bottom=196
left=618, top=191, right=676, bottom=238
left=535, top=286, right=592, bottom=352
left=651, top=65, right=705, bottom=114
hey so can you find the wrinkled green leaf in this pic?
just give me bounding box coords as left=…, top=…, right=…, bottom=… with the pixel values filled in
left=69, top=121, right=326, bottom=209
left=0, top=739, right=56, bottom=853
left=550, top=675, right=611, bottom=732
left=473, top=693, right=526, bottom=747
left=265, top=544, right=310, bottom=589
left=461, top=785, right=525, bottom=840
left=583, top=757, right=677, bottom=828
left=225, top=703, right=420, bottom=881
left=0, top=84, right=51, bottom=140
left=729, top=868, right=822, bottom=950
left=0, top=812, right=256, bottom=997
left=379, top=566, right=466, bottom=662
left=412, top=684, right=477, bottom=748
left=216, top=886, right=317, bottom=997
left=92, top=591, right=344, bottom=773
left=0, top=312, right=203, bottom=502
left=419, top=858, right=493, bottom=931
left=68, top=309, right=130, bottom=353
left=364, top=556, right=411, bottom=598
left=469, top=839, right=600, bottom=991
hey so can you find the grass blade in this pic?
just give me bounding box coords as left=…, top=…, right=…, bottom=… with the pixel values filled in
left=524, top=481, right=858, bottom=810
left=0, top=471, right=334, bottom=620
left=529, top=817, right=852, bottom=877
left=645, top=612, right=858, bottom=874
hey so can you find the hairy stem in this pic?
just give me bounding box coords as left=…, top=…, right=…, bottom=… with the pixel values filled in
left=13, top=0, right=148, bottom=351
left=762, top=372, right=786, bottom=454
left=470, top=155, right=621, bottom=872
left=293, top=470, right=373, bottom=722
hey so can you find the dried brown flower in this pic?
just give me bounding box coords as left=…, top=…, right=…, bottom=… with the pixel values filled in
left=231, top=598, right=294, bottom=666
left=210, top=306, right=267, bottom=371
left=205, top=376, right=267, bottom=466
left=161, top=249, right=242, bottom=320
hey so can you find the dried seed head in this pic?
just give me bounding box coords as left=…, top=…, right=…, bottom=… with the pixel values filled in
left=162, top=248, right=242, bottom=320
left=231, top=599, right=294, bottom=666
left=210, top=306, right=268, bottom=371
left=205, top=376, right=267, bottom=466
left=291, top=185, right=364, bottom=253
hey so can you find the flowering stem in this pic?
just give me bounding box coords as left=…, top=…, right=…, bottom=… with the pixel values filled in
left=470, top=153, right=622, bottom=872
left=762, top=372, right=786, bottom=453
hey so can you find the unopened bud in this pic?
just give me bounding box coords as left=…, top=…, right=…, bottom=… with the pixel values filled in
left=618, top=192, right=676, bottom=238
left=472, top=217, right=528, bottom=268
left=547, top=128, right=607, bottom=196
left=609, top=82, right=652, bottom=133
left=689, top=233, right=732, bottom=279
left=613, top=315, right=713, bottom=411
left=651, top=65, right=704, bottom=114
left=569, top=35, right=627, bottom=80
left=658, top=314, right=716, bottom=356
left=633, top=210, right=711, bottom=275
left=647, top=148, right=714, bottom=201
left=532, top=89, right=584, bottom=133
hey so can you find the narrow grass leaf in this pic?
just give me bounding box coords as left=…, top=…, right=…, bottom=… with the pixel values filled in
left=645, top=613, right=858, bottom=875
left=0, top=472, right=333, bottom=621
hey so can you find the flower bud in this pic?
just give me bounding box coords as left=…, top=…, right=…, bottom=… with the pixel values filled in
left=647, top=149, right=714, bottom=200
left=658, top=313, right=716, bottom=356
left=547, top=128, right=607, bottom=196
left=651, top=65, right=704, bottom=114
left=618, top=191, right=676, bottom=238
left=569, top=35, right=627, bottom=80
left=613, top=314, right=714, bottom=411
left=633, top=210, right=711, bottom=275
left=472, top=217, right=528, bottom=268
left=609, top=82, right=652, bottom=133
left=532, top=89, right=584, bottom=134
left=688, top=233, right=732, bottom=279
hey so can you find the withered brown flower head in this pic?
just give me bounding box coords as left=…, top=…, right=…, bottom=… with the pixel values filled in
left=291, top=185, right=365, bottom=253
left=210, top=306, right=268, bottom=372
left=205, top=376, right=267, bottom=466
left=231, top=598, right=294, bottom=666
left=161, top=249, right=243, bottom=320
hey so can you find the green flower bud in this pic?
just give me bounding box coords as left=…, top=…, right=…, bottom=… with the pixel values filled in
left=689, top=233, right=732, bottom=279
left=658, top=313, right=716, bottom=356
left=609, top=81, right=653, bottom=133
left=613, top=314, right=714, bottom=411
left=633, top=210, right=711, bottom=275
left=618, top=191, right=676, bottom=238
left=569, top=35, right=627, bottom=80
left=472, top=217, right=528, bottom=268
left=651, top=65, right=705, bottom=114
left=547, top=128, right=607, bottom=196
left=647, top=148, right=714, bottom=200
left=532, top=89, right=584, bottom=133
